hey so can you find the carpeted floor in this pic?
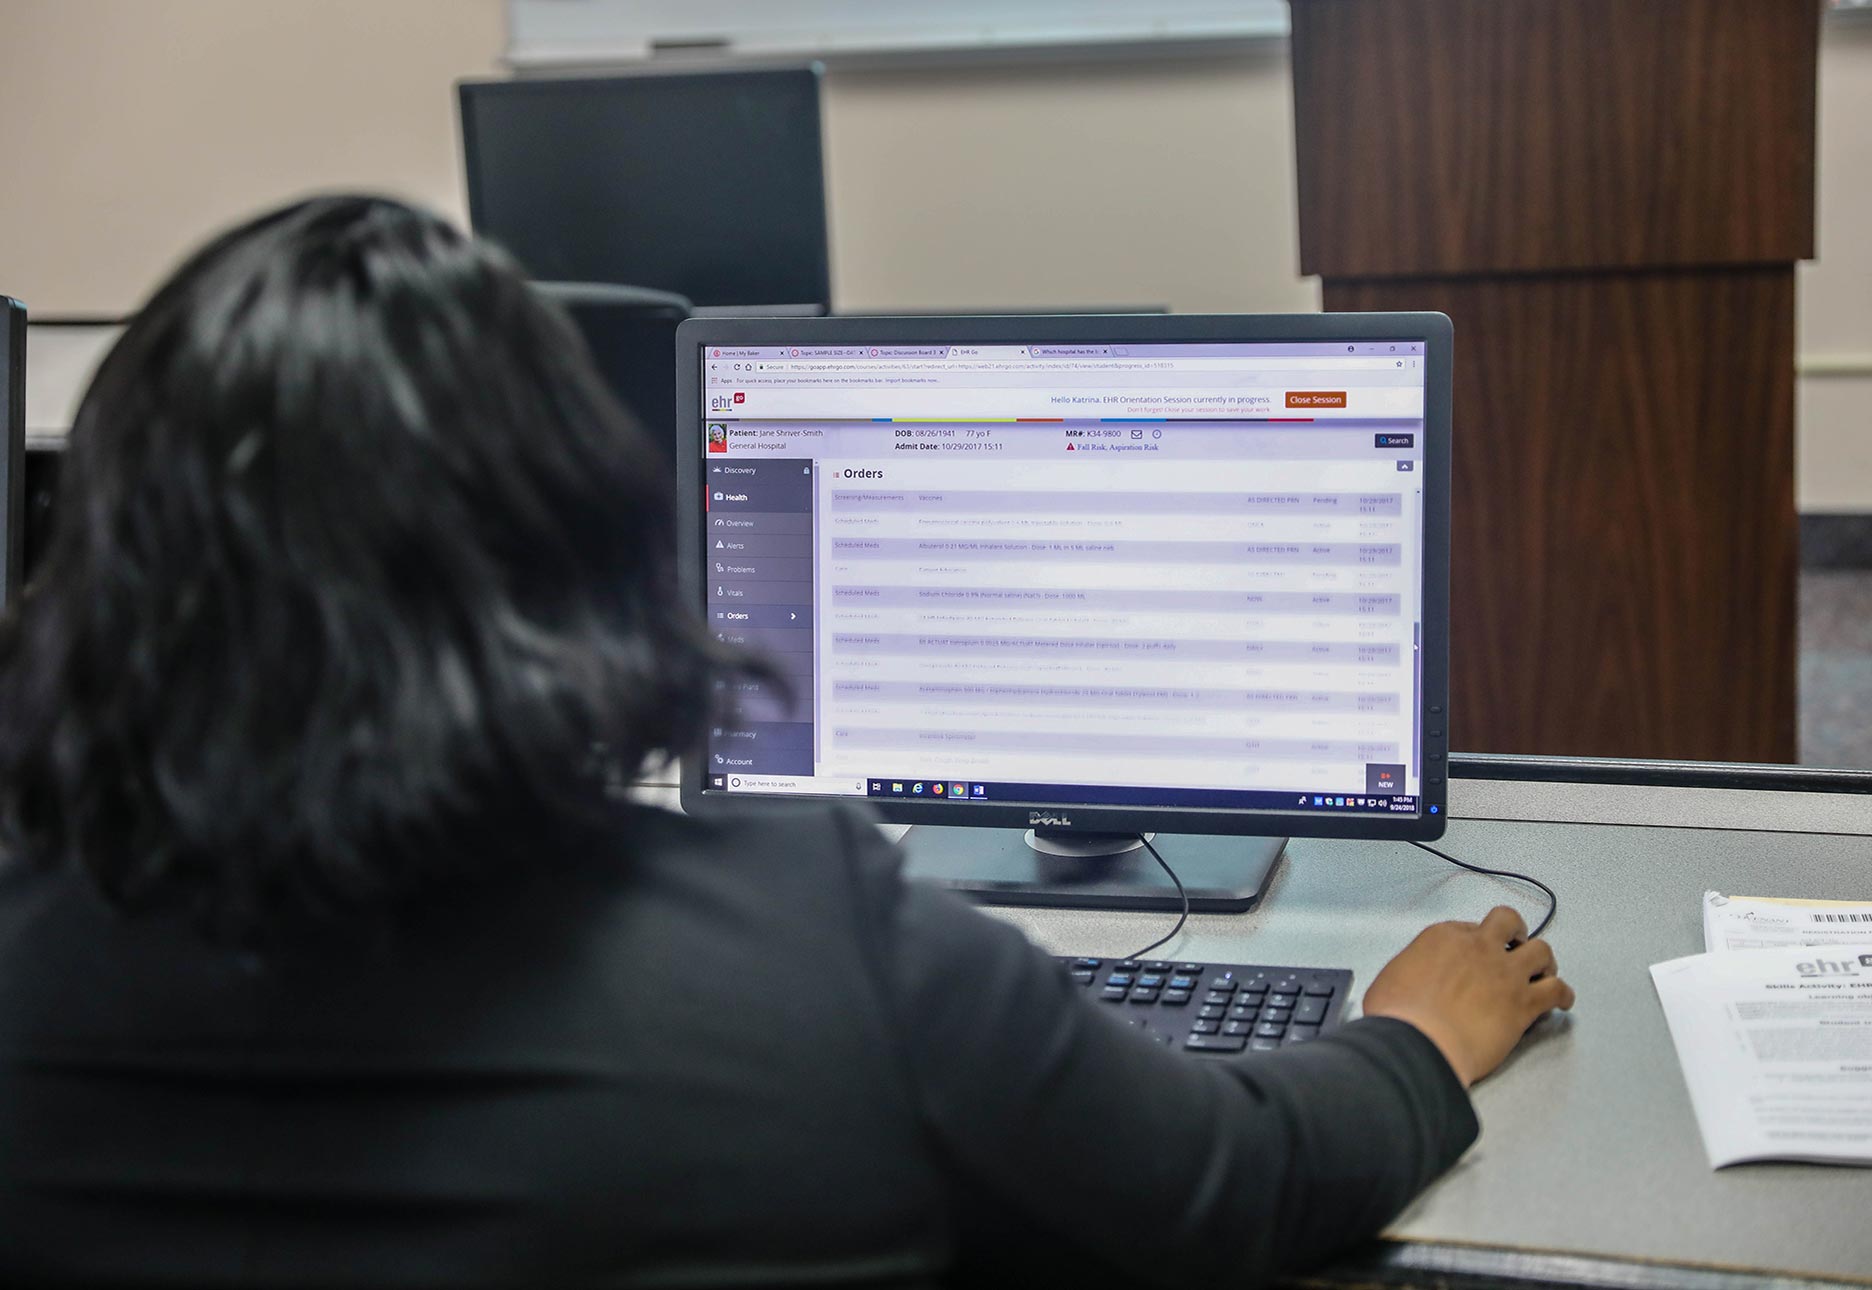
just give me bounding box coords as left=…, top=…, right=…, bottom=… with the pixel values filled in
left=1800, top=570, right=1872, bottom=769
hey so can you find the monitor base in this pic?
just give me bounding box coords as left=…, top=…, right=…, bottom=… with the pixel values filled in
left=900, top=827, right=1287, bottom=912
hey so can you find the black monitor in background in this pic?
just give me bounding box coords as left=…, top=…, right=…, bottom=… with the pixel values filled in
left=533, top=282, right=690, bottom=463
left=0, top=299, right=24, bottom=607
left=675, top=314, right=1453, bottom=912
left=11, top=287, right=688, bottom=601
left=460, top=68, right=830, bottom=313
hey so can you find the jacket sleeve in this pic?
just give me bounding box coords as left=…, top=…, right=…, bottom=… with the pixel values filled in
left=832, top=805, right=1478, bottom=1288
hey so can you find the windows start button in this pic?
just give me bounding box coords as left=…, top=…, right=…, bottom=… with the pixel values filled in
left=1285, top=390, right=1348, bottom=408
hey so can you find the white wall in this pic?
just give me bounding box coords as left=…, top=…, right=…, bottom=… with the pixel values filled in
left=0, top=0, right=505, bottom=315
left=821, top=48, right=1315, bottom=316
left=1797, top=20, right=1872, bottom=513
left=2, top=2, right=1866, bottom=507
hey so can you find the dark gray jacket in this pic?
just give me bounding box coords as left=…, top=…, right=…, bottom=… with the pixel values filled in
left=0, top=800, right=1475, bottom=1287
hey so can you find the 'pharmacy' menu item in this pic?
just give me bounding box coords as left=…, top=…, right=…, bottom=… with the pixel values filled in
left=1650, top=944, right=1872, bottom=1168
left=1703, top=891, right=1872, bottom=954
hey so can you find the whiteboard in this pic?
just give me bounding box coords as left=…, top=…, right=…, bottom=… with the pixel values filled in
left=506, top=0, right=1291, bottom=68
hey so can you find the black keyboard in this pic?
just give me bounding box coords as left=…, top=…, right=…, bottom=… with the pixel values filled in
left=1059, top=957, right=1354, bottom=1053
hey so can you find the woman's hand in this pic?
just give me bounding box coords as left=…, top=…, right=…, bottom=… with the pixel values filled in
left=1362, top=906, right=1575, bottom=1088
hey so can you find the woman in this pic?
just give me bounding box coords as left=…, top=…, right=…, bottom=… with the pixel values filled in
left=0, top=197, right=1571, bottom=1287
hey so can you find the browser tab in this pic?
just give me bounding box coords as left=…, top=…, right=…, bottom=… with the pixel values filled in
left=948, top=345, right=1029, bottom=360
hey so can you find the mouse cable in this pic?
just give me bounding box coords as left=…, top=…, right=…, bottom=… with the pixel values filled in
left=1122, top=836, right=1555, bottom=961
left=1123, top=835, right=1190, bottom=962
left=1410, top=839, right=1557, bottom=940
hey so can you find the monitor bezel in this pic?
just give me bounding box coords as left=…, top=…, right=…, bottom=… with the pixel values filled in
left=675, top=312, right=1451, bottom=842
left=0, top=298, right=23, bottom=609
left=457, top=66, right=832, bottom=311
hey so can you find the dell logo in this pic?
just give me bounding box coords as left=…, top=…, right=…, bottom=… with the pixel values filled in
left=1028, top=811, right=1072, bottom=827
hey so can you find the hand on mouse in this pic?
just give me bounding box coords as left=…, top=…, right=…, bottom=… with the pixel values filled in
left=1361, top=905, right=1575, bottom=1089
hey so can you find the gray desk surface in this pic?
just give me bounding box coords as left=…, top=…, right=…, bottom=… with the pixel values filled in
left=639, top=777, right=1872, bottom=1284
left=983, top=779, right=1872, bottom=1286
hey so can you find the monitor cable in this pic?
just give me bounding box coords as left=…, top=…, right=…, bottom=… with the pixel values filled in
left=1121, top=835, right=1556, bottom=962
left=1411, top=840, right=1558, bottom=940
left=1123, top=835, right=1189, bottom=962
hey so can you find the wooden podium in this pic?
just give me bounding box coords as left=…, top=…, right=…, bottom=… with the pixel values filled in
left=1289, top=0, right=1819, bottom=761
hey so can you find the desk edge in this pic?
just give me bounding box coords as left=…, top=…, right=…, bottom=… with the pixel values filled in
left=1297, top=1236, right=1872, bottom=1290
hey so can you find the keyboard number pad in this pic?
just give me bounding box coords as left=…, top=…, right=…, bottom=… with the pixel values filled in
left=1060, top=958, right=1345, bottom=1054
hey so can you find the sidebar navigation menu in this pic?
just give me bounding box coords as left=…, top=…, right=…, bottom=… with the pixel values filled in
left=705, top=459, right=815, bottom=783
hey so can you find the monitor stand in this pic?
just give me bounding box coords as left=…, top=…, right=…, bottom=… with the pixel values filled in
left=899, top=826, right=1286, bottom=912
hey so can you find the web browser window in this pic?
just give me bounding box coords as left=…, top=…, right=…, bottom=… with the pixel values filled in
left=698, top=340, right=1428, bottom=819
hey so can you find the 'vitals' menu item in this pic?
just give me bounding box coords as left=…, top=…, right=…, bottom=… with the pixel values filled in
left=695, top=336, right=1436, bottom=823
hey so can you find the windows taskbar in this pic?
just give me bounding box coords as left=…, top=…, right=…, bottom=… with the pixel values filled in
left=858, top=778, right=1420, bottom=814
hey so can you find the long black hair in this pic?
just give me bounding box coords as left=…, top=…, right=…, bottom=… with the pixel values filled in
left=0, top=196, right=751, bottom=933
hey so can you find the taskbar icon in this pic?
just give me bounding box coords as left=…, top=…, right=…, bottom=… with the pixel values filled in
left=868, top=778, right=989, bottom=801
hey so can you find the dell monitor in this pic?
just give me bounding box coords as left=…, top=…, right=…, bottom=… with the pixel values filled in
left=676, top=315, right=1451, bottom=910
left=0, top=298, right=24, bottom=607
left=459, top=68, right=830, bottom=313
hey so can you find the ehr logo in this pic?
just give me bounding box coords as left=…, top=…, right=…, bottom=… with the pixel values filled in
left=1795, top=955, right=1872, bottom=976
left=709, top=393, right=734, bottom=412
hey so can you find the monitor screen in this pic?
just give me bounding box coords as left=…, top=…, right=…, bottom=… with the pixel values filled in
left=459, top=69, right=829, bottom=310
left=677, top=317, right=1450, bottom=837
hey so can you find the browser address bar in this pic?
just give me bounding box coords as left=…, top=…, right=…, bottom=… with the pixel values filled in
left=742, top=357, right=1410, bottom=374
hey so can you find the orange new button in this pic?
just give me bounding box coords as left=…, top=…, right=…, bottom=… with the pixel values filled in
left=1286, top=390, right=1347, bottom=408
